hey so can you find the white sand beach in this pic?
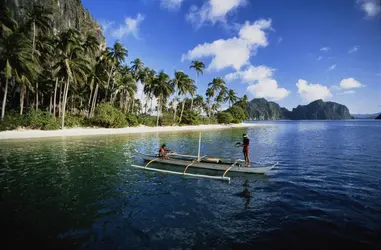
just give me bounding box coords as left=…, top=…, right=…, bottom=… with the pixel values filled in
left=0, top=123, right=265, bottom=140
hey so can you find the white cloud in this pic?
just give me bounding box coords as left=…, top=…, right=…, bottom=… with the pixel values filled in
left=339, top=78, right=364, bottom=89
left=247, top=78, right=290, bottom=101
left=181, top=19, right=272, bottom=71
left=186, top=0, right=246, bottom=28
left=320, top=47, right=330, bottom=52
left=348, top=46, right=359, bottom=53
left=296, top=79, right=333, bottom=102
left=328, top=64, right=336, bottom=71
left=225, top=65, right=290, bottom=101
left=226, top=65, right=273, bottom=82
left=358, top=0, right=381, bottom=17
left=161, top=0, right=184, bottom=11
left=111, top=13, right=145, bottom=39
left=100, top=20, right=115, bottom=33
left=317, top=56, right=323, bottom=60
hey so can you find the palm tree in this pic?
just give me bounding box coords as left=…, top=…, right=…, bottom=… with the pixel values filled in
left=89, top=53, right=108, bottom=118
left=225, top=89, right=238, bottom=107
left=152, top=71, right=174, bottom=126
left=130, top=58, right=144, bottom=113
left=23, top=4, right=52, bottom=59
left=55, top=29, right=91, bottom=129
left=189, top=60, right=205, bottom=110
left=171, top=71, right=186, bottom=121
left=82, top=32, right=99, bottom=57
left=205, top=87, right=214, bottom=117
left=143, top=69, right=157, bottom=115
left=208, top=77, right=227, bottom=114
left=1, top=31, right=39, bottom=119
left=130, top=58, right=144, bottom=79
left=106, top=41, right=128, bottom=101
left=117, top=72, right=137, bottom=113
left=0, top=7, right=18, bottom=39
left=178, top=76, right=196, bottom=124
left=138, top=66, right=151, bottom=113
left=0, top=6, right=17, bottom=119
left=208, top=77, right=226, bottom=93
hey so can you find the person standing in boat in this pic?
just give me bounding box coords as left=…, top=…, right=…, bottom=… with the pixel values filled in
left=158, top=144, right=171, bottom=159
left=241, top=134, right=250, bottom=167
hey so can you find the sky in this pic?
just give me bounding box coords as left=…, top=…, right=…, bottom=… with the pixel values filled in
left=82, top=0, right=381, bottom=114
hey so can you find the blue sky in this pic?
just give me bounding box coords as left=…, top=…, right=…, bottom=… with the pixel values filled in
left=82, top=0, right=381, bottom=114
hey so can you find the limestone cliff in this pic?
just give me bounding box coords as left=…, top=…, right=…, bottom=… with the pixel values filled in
left=289, top=99, right=352, bottom=120
left=246, top=98, right=290, bottom=120
left=247, top=98, right=353, bottom=120
left=3, top=0, right=104, bottom=42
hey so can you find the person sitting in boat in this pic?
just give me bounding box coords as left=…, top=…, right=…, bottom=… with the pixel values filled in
left=241, top=134, right=250, bottom=167
left=158, top=144, right=171, bottom=159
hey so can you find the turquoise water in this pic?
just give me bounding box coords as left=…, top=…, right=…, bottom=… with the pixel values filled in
left=1, top=120, right=380, bottom=249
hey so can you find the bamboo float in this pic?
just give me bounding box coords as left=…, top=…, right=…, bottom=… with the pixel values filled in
left=131, top=164, right=231, bottom=182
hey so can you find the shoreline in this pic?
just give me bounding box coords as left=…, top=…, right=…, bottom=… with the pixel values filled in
left=0, top=123, right=265, bottom=140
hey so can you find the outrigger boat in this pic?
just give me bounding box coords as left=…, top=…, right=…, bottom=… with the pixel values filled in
left=132, top=133, right=278, bottom=182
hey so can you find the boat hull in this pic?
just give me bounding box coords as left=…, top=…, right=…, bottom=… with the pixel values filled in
left=136, top=152, right=277, bottom=174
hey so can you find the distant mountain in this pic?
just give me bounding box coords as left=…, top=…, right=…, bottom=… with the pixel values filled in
left=376, top=114, right=381, bottom=120
left=246, top=98, right=353, bottom=120
left=246, top=98, right=290, bottom=120
left=352, top=113, right=381, bottom=119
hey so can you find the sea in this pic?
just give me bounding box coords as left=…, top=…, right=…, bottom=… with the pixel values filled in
left=0, top=120, right=380, bottom=249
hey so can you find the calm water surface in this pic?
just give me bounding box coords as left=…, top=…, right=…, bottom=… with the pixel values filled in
left=1, top=121, right=381, bottom=249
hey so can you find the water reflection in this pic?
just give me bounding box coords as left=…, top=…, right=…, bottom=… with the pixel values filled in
left=242, top=180, right=251, bottom=210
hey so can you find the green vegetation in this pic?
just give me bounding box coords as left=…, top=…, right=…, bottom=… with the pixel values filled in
left=0, top=4, right=246, bottom=131
left=217, top=112, right=234, bottom=124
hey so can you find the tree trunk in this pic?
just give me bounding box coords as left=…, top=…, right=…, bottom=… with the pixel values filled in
left=88, top=77, right=94, bottom=112
left=179, top=99, right=185, bottom=124
left=90, top=83, right=99, bottom=118
left=119, top=90, right=124, bottom=110
left=150, top=97, right=153, bottom=115
left=156, top=96, right=161, bottom=127
left=53, top=78, right=58, bottom=117
left=35, top=82, right=39, bottom=110
left=20, top=85, right=25, bottom=115
left=26, top=88, right=29, bottom=111
left=131, top=97, right=135, bottom=114
left=32, top=21, right=36, bottom=58
left=192, top=73, right=197, bottom=112
left=173, top=92, right=178, bottom=122
left=1, top=78, right=9, bottom=120
left=106, top=65, right=114, bottom=101
left=190, top=94, right=194, bottom=111
left=49, top=94, right=52, bottom=114
left=59, top=82, right=63, bottom=117
left=208, top=101, right=211, bottom=117
left=61, top=78, right=70, bottom=130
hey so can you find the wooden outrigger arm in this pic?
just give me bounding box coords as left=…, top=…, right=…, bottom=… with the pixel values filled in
left=144, top=158, right=160, bottom=168
left=183, top=155, right=207, bottom=174
left=222, top=160, right=239, bottom=178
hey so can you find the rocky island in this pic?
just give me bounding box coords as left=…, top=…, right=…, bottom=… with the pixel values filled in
left=247, top=98, right=353, bottom=120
